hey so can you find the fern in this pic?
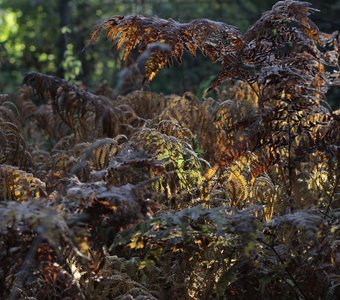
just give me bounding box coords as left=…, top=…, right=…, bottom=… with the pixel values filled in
left=90, top=16, right=242, bottom=83
left=24, top=72, right=144, bottom=141
left=0, top=103, right=31, bottom=167
left=90, top=1, right=336, bottom=91
left=0, top=1, right=339, bottom=299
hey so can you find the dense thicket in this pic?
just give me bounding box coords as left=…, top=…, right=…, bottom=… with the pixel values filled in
left=0, top=0, right=339, bottom=106
left=0, top=1, right=339, bottom=299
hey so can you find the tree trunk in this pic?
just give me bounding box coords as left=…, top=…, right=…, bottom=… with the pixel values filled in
left=57, top=0, right=70, bottom=78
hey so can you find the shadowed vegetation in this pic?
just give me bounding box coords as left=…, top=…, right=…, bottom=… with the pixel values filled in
left=0, top=1, right=339, bottom=299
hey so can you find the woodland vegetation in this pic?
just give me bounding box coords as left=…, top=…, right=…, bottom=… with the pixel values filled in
left=0, top=0, right=339, bottom=299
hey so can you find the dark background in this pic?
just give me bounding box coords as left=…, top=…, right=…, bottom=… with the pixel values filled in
left=0, top=0, right=339, bottom=107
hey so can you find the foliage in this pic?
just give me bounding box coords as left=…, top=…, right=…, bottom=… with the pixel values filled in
left=0, top=1, right=339, bottom=299
left=0, top=0, right=264, bottom=94
left=1, top=0, right=339, bottom=103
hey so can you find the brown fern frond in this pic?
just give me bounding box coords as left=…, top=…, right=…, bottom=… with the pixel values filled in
left=24, top=72, right=104, bottom=140
left=24, top=72, right=144, bottom=141
left=90, top=1, right=331, bottom=91
left=35, top=102, right=72, bottom=141
left=158, top=93, right=201, bottom=131
left=24, top=72, right=67, bottom=100
left=155, top=120, right=193, bottom=142
left=117, top=90, right=167, bottom=120
left=0, top=164, right=46, bottom=201
left=209, top=1, right=324, bottom=90
left=244, top=0, right=321, bottom=57
left=90, top=16, right=243, bottom=83
left=131, top=128, right=203, bottom=203
left=16, top=85, right=37, bottom=121
left=81, top=138, right=119, bottom=170
left=103, top=142, right=166, bottom=190
left=0, top=104, right=30, bottom=167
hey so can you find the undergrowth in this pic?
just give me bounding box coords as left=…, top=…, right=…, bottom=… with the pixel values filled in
left=0, top=1, right=339, bottom=299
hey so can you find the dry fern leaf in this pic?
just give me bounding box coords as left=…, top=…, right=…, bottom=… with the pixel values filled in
left=0, top=164, right=46, bottom=201
left=67, top=138, right=120, bottom=176
left=117, top=90, right=167, bottom=120
left=158, top=92, right=201, bottom=132
left=35, top=102, right=72, bottom=141
left=15, top=85, right=37, bottom=121
left=244, top=0, right=321, bottom=60
left=90, top=1, right=335, bottom=91
left=155, top=120, right=193, bottom=142
left=82, top=138, right=119, bottom=170
left=0, top=104, right=30, bottom=167
left=90, top=16, right=243, bottom=84
left=24, top=72, right=144, bottom=140
left=211, top=0, right=324, bottom=89
left=131, top=128, right=203, bottom=197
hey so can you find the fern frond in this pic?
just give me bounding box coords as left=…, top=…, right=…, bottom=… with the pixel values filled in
left=0, top=164, right=46, bottom=201
left=131, top=128, right=203, bottom=202
left=90, top=16, right=243, bottom=83
left=90, top=1, right=330, bottom=90
left=24, top=72, right=144, bottom=140
left=0, top=103, right=30, bottom=167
